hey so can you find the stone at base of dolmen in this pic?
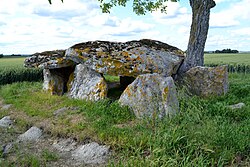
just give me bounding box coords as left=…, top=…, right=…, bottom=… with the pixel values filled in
left=182, top=65, right=228, bottom=97
left=119, top=74, right=179, bottom=119
left=68, top=64, right=108, bottom=101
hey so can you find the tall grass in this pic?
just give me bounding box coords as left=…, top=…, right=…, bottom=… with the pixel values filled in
left=206, top=63, right=250, bottom=73
left=205, top=53, right=250, bottom=73
left=0, top=57, right=43, bottom=85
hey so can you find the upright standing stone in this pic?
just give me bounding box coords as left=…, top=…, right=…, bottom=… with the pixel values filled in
left=68, top=64, right=108, bottom=101
left=181, top=65, right=228, bottom=97
left=43, top=66, right=74, bottom=95
left=119, top=74, right=179, bottom=118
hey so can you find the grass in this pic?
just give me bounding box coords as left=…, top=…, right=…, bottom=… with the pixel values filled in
left=0, top=57, right=43, bottom=85
left=0, top=57, right=25, bottom=68
left=204, top=53, right=250, bottom=65
left=0, top=73, right=249, bottom=166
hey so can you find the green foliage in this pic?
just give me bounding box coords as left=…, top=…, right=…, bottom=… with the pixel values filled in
left=0, top=67, right=43, bottom=85
left=214, top=48, right=239, bottom=53
left=0, top=54, right=3, bottom=58
left=47, top=0, right=179, bottom=15
left=98, top=0, right=179, bottom=15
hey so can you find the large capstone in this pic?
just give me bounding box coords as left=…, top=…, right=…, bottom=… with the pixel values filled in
left=65, top=39, right=185, bottom=77
left=24, top=50, right=75, bottom=69
left=119, top=74, right=179, bottom=118
left=181, top=65, right=228, bottom=97
left=68, top=64, right=108, bottom=101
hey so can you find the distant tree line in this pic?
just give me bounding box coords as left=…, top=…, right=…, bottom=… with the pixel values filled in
left=0, top=54, right=3, bottom=58
left=214, top=49, right=239, bottom=53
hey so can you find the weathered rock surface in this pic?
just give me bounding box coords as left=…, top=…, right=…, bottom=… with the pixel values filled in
left=119, top=74, right=179, bottom=118
left=228, top=103, right=245, bottom=109
left=0, top=116, right=12, bottom=128
left=68, top=64, right=108, bottom=101
left=71, top=142, right=110, bottom=164
left=53, top=138, right=78, bottom=152
left=65, top=39, right=185, bottom=77
left=181, top=65, right=228, bottom=97
left=43, top=67, right=75, bottom=95
left=1, top=104, right=12, bottom=110
left=24, top=50, right=74, bottom=69
left=17, top=126, right=43, bottom=142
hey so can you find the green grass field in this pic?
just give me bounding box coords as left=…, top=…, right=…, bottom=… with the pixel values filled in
left=0, top=57, right=26, bottom=69
left=205, top=53, right=250, bottom=65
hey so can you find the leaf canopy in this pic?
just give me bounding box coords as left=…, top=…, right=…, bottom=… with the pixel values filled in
left=98, top=0, right=179, bottom=15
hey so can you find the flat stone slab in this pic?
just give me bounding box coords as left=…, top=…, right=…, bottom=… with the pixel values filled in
left=18, top=126, right=43, bottom=142
left=24, top=50, right=75, bottom=69
left=71, top=142, right=110, bottom=164
left=66, top=39, right=185, bottom=77
left=0, top=116, right=12, bottom=128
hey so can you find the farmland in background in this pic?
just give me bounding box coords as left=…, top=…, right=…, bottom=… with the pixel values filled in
left=0, top=56, right=43, bottom=85
left=205, top=53, right=250, bottom=73
left=205, top=53, right=250, bottom=65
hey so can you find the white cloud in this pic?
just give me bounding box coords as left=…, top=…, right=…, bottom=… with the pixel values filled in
left=210, top=0, right=250, bottom=28
left=151, top=2, right=191, bottom=26
left=0, top=0, right=250, bottom=53
left=0, top=0, right=156, bottom=54
left=231, top=27, right=250, bottom=36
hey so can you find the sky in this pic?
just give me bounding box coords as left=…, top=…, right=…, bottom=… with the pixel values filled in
left=0, top=0, right=249, bottom=54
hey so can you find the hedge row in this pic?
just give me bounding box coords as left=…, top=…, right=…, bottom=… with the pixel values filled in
left=205, top=63, right=250, bottom=73
left=0, top=67, right=43, bottom=85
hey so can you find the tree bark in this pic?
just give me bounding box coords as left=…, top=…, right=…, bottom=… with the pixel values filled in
left=178, top=0, right=216, bottom=74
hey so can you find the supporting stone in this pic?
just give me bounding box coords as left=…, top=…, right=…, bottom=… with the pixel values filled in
left=181, top=65, right=228, bottom=97
left=43, top=66, right=75, bottom=95
left=119, top=74, right=179, bottom=118
left=68, top=64, right=108, bottom=101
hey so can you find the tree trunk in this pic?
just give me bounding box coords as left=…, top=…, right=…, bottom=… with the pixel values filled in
left=178, top=0, right=216, bottom=74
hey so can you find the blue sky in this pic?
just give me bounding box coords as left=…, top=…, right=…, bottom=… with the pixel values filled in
left=0, top=0, right=249, bottom=54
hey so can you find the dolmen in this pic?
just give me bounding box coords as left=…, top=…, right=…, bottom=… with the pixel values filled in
left=24, top=39, right=228, bottom=118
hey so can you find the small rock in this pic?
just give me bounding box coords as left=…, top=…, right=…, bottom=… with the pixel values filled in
left=1, top=104, right=12, bottom=110
left=2, top=143, right=13, bottom=156
left=71, top=142, right=110, bottom=164
left=0, top=116, right=12, bottom=128
left=17, top=126, right=42, bottom=142
left=228, top=103, right=246, bottom=109
left=53, top=138, right=78, bottom=152
left=53, top=107, right=68, bottom=116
